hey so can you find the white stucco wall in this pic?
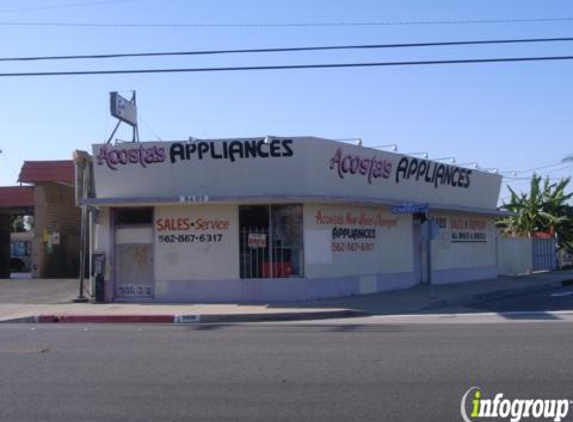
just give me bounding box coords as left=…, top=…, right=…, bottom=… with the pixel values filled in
left=154, top=204, right=239, bottom=280
left=497, top=236, right=533, bottom=275
left=431, top=213, right=497, bottom=271
left=92, top=137, right=503, bottom=211
left=303, top=203, right=413, bottom=278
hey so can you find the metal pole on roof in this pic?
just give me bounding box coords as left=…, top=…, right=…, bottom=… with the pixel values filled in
left=132, top=91, right=139, bottom=143
left=372, top=144, right=398, bottom=151
left=405, top=152, right=429, bottom=159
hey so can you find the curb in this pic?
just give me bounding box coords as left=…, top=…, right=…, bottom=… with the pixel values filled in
left=1, top=310, right=368, bottom=324
left=415, top=281, right=566, bottom=313
left=467, top=281, right=562, bottom=305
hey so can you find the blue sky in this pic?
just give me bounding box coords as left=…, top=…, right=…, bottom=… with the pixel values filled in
left=0, top=0, right=572, bottom=203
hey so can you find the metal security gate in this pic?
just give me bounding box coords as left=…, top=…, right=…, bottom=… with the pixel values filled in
left=240, top=228, right=302, bottom=278
left=532, top=238, right=558, bottom=272
left=240, top=228, right=269, bottom=278
left=239, top=204, right=304, bottom=279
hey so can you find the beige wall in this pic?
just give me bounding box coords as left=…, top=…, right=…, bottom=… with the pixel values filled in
left=497, top=236, right=533, bottom=275
left=303, top=203, right=413, bottom=278
left=154, top=204, right=239, bottom=280
left=33, top=182, right=81, bottom=278
left=431, top=213, right=496, bottom=270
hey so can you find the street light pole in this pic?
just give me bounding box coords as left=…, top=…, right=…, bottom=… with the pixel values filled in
left=73, top=154, right=90, bottom=303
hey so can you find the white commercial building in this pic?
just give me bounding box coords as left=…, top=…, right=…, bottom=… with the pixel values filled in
left=85, top=136, right=504, bottom=302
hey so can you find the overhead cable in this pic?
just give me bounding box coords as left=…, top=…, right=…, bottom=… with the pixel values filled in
left=1, top=55, right=573, bottom=78
left=2, top=17, right=573, bottom=27
left=2, top=36, right=573, bottom=62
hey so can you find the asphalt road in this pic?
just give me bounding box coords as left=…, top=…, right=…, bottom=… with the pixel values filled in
left=1, top=321, right=572, bottom=422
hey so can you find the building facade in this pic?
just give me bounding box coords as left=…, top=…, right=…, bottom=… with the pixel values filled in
left=86, top=137, right=504, bottom=303
left=0, top=161, right=80, bottom=279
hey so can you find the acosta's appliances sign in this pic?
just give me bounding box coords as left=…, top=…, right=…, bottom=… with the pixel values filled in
left=395, top=156, right=473, bottom=189
left=96, top=141, right=474, bottom=191
left=96, top=139, right=294, bottom=170
left=328, top=148, right=473, bottom=189
left=328, top=147, right=392, bottom=184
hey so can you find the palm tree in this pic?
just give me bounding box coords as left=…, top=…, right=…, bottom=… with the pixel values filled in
left=499, top=175, right=573, bottom=252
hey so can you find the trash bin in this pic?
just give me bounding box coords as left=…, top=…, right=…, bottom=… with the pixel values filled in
left=94, top=274, right=105, bottom=303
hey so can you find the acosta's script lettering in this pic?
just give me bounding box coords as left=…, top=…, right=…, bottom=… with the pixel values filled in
left=169, top=139, right=293, bottom=163
left=96, top=139, right=294, bottom=170
left=395, top=157, right=472, bottom=189
left=328, top=147, right=392, bottom=184
left=97, top=145, right=166, bottom=170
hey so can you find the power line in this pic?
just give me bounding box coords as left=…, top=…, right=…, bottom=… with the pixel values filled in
left=2, top=36, right=573, bottom=62
left=1, top=55, right=573, bottom=78
left=503, top=165, right=573, bottom=181
left=501, top=162, right=571, bottom=178
left=0, top=0, right=147, bottom=14
left=2, top=17, right=573, bottom=27
left=516, top=161, right=573, bottom=174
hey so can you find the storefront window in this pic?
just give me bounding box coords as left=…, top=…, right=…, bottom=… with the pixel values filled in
left=239, top=204, right=303, bottom=279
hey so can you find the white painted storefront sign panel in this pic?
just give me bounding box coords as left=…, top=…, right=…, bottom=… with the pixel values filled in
left=303, top=204, right=413, bottom=278
left=154, top=204, right=239, bottom=280
left=92, top=137, right=502, bottom=211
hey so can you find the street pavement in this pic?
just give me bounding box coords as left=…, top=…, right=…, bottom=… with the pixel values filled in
left=2, top=274, right=573, bottom=421
left=1, top=320, right=572, bottom=422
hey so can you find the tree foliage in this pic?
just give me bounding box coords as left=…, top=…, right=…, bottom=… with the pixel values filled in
left=498, top=175, right=573, bottom=252
left=10, top=216, right=25, bottom=233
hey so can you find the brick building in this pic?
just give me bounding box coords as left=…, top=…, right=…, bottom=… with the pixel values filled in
left=0, top=161, right=80, bottom=278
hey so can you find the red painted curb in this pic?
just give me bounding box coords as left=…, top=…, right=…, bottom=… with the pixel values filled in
left=27, top=310, right=367, bottom=324
left=37, top=315, right=174, bottom=323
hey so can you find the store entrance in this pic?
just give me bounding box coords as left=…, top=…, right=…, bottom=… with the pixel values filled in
left=239, top=204, right=303, bottom=279
left=113, top=208, right=155, bottom=299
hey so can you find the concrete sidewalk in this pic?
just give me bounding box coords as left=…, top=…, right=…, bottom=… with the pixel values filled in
left=293, top=269, right=573, bottom=315
left=0, top=270, right=572, bottom=323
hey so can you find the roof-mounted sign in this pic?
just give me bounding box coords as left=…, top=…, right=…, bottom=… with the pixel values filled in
left=110, top=92, right=137, bottom=127
left=106, top=91, right=140, bottom=144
